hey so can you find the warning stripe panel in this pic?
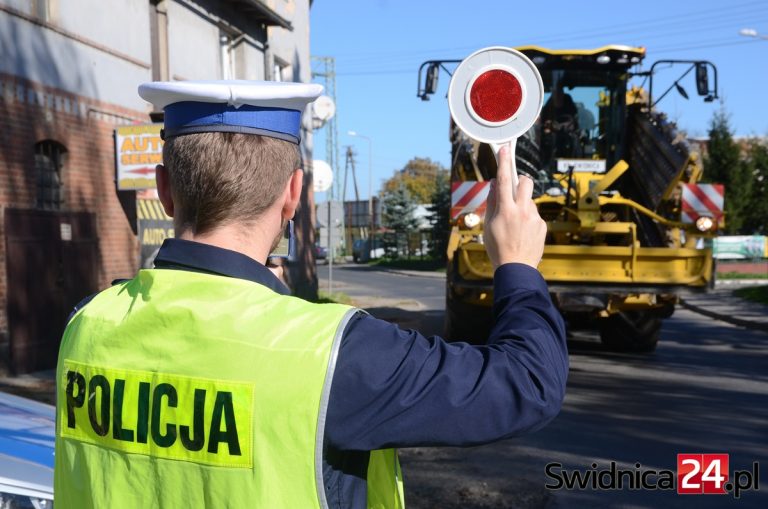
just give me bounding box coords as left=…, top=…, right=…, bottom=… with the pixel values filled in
left=451, top=182, right=473, bottom=206
left=137, top=200, right=150, bottom=220
left=452, top=182, right=485, bottom=209
left=681, top=183, right=724, bottom=223
left=145, top=200, right=158, bottom=221
left=700, top=183, right=724, bottom=206
left=451, top=181, right=490, bottom=220
left=686, top=184, right=723, bottom=209
left=137, top=199, right=172, bottom=221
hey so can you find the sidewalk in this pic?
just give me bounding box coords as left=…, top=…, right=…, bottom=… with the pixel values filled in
left=373, top=267, right=446, bottom=279
left=0, top=365, right=55, bottom=404
left=680, top=283, right=768, bottom=332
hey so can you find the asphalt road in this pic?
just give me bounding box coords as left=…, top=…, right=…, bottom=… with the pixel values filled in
left=317, top=263, right=768, bottom=509
left=318, top=263, right=445, bottom=312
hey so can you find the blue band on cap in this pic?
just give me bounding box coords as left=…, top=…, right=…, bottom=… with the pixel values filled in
left=164, top=102, right=303, bottom=143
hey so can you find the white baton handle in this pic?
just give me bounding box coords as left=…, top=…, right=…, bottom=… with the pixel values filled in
left=490, top=138, right=519, bottom=201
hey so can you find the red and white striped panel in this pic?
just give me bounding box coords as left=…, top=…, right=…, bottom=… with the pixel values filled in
left=681, top=183, right=724, bottom=223
left=451, top=181, right=490, bottom=221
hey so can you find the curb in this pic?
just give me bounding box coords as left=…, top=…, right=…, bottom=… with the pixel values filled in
left=376, top=267, right=446, bottom=279
left=679, top=298, right=768, bottom=333
left=715, top=279, right=768, bottom=287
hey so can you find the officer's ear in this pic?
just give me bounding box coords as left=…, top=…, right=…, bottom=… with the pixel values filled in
left=156, top=164, right=174, bottom=218
left=282, top=169, right=303, bottom=220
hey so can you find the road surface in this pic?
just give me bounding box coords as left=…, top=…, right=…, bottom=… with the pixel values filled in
left=318, top=264, right=768, bottom=508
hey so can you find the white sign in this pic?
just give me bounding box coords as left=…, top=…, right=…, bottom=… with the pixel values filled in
left=313, top=160, right=333, bottom=193
left=557, top=159, right=607, bottom=173
left=60, top=223, right=72, bottom=241
left=317, top=201, right=344, bottom=249
left=713, top=235, right=767, bottom=260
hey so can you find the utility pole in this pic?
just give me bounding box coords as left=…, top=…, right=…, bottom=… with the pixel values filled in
left=345, top=147, right=363, bottom=241
left=348, top=131, right=373, bottom=244
left=347, top=147, right=361, bottom=203
left=311, top=56, right=339, bottom=196
left=327, top=198, right=332, bottom=294
left=311, top=56, right=342, bottom=256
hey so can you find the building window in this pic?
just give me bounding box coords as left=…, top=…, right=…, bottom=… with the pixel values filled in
left=273, top=57, right=290, bottom=82
left=34, top=140, right=66, bottom=210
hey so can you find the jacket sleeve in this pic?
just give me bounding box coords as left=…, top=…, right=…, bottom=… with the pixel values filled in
left=324, top=263, right=569, bottom=450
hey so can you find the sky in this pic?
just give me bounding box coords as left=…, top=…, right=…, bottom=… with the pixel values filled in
left=309, top=0, right=768, bottom=202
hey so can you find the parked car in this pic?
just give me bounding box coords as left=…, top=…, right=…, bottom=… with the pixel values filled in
left=352, top=238, right=384, bottom=263
left=314, top=243, right=328, bottom=261
left=0, top=391, right=55, bottom=507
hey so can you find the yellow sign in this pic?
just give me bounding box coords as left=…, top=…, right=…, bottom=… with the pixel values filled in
left=60, top=360, right=254, bottom=468
left=115, top=124, right=164, bottom=190
left=137, top=198, right=172, bottom=222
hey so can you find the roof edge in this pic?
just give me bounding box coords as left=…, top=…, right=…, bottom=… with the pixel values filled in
left=229, top=0, right=293, bottom=31
left=515, top=45, right=646, bottom=56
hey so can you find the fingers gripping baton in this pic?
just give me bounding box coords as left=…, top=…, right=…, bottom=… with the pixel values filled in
left=491, top=139, right=518, bottom=201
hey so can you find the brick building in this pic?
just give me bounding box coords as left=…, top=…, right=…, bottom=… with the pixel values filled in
left=0, top=0, right=316, bottom=373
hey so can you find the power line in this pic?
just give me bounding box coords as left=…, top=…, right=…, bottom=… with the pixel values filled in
left=336, top=69, right=416, bottom=76
left=336, top=12, right=768, bottom=71
left=651, top=36, right=764, bottom=54
left=331, top=0, right=766, bottom=65
left=335, top=27, right=765, bottom=76
left=335, top=36, right=763, bottom=77
left=522, top=5, right=767, bottom=47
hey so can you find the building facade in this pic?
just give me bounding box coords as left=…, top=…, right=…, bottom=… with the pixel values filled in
left=0, top=0, right=316, bottom=373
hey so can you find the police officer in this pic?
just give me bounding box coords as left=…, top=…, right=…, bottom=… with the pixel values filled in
left=54, top=81, right=568, bottom=509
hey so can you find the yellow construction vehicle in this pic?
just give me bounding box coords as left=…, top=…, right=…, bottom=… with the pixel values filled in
left=418, top=46, right=722, bottom=352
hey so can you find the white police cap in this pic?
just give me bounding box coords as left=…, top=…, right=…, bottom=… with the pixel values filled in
left=138, top=80, right=324, bottom=144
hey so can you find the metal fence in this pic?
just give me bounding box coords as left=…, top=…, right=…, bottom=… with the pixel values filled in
left=379, top=230, right=434, bottom=260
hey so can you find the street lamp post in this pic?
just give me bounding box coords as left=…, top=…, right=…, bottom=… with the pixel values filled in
left=348, top=131, right=374, bottom=253
left=739, top=28, right=768, bottom=40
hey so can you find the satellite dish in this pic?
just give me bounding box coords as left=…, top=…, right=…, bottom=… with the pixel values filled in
left=312, top=159, right=333, bottom=193
left=312, top=95, right=336, bottom=122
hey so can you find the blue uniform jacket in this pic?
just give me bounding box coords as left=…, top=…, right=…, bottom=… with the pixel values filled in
left=72, top=238, right=569, bottom=508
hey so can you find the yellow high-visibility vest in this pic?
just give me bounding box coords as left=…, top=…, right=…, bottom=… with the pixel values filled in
left=54, top=269, right=404, bottom=508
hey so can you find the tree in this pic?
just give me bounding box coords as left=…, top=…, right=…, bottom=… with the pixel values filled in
left=741, top=138, right=768, bottom=234
left=382, top=182, right=420, bottom=232
left=427, top=169, right=451, bottom=261
left=381, top=157, right=450, bottom=258
left=381, top=182, right=421, bottom=258
left=383, top=157, right=445, bottom=203
left=702, top=109, right=752, bottom=234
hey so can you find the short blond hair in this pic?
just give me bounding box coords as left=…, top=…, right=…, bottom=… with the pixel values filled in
left=162, top=132, right=301, bottom=234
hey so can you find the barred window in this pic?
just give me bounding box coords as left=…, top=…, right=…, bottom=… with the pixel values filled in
left=34, top=140, right=66, bottom=210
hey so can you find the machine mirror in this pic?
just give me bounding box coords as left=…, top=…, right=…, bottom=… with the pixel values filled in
left=696, top=63, right=709, bottom=96
left=425, top=64, right=440, bottom=95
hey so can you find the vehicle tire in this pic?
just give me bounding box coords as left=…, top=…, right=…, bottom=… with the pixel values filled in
left=598, top=311, right=661, bottom=353
left=445, top=288, right=492, bottom=344
left=353, top=255, right=359, bottom=263
left=515, top=130, right=541, bottom=179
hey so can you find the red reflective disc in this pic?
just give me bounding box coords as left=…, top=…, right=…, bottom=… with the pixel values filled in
left=469, top=69, right=522, bottom=123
